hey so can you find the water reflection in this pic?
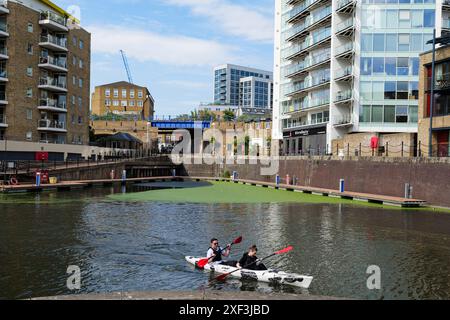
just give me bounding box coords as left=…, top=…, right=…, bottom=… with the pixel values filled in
left=0, top=186, right=450, bottom=299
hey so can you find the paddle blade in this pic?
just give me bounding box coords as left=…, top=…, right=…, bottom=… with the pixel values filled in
left=275, top=246, right=293, bottom=255
left=216, top=273, right=230, bottom=282
left=233, top=236, right=243, bottom=245
left=197, top=258, right=209, bottom=268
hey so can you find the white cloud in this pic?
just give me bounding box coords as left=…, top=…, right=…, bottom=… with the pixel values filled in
left=164, top=0, right=274, bottom=42
left=87, top=24, right=238, bottom=67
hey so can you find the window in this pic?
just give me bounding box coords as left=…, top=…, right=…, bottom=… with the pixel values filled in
left=373, top=82, right=384, bottom=100
left=138, top=90, right=143, bottom=98
left=373, top=58, right=385, bottom=74
left=105, top=99, right=111, bottom=106
left=386, top=10, right=398, bottom=28
left=72, top=36, right=77, bottom=46
left=384, top=105, right=396, bottom=122
left=121, top=101, right=127, bottom=107
left=72, top=95, right=76, bottom=105
left=424, top=10, right=435, bottom=28
left=129, top=100, right=135, bottom=107
left=73, top=56, right=77, bottom=65
left=122, top=89, right=127, bottom=98
left=372, top=105, right=383, bottom=122
left=27, top=67, right=33, bottom=77
left=137, top=100, right=143, bottom=107
left=385, top=58, right=396, bottom=75
left=360, top=105, right=371, bottom=122
left=78, top=116, right=83, bottom=124
left=79, top=59, right=83, bottom=69
left=27, top=43, right=33, bottom=55
left=411, top=10, right=423, bottom=28
left=361, top=57, right=372, bottom=75
left=26, top=109, right=33, bottom=120
left=397, top=82, right=409, bottom=99
left=113, top=100, right=119, bottom=106
left=72, top=76, right=76, bottom=85
left=411, top=58, right=420, bottom=76
left=130, top=90, right=135, bottom=98
left=396, top=106, right=409, bottom=122
left=409, top=82, right=419, bottom=100
left=113, top=89, right=119, bottom=98
left=397, top=58, right=409, bottom=76
left=373, top=34, right=385, bottom=51
left=399, top=10, right=410, bottom=28
left=26, top=132, right=32, bottom=141
left=78, top=97, right=82, bottom=107
left=386, top=34, right=398, bottom=51
left=409, top=105, right=418, bottom=123
left=105, top=89, right=110, bottom=97
left=385, top=82, right=396, bottom=99
left=79, top=40, right=84, bottom=49
left=27, top=23, right=33, bottom=33
left=411, top=34, right=423, bottom=52
left=361, top=82, right=372, bottom=101
left=398, top=34, right=410, bottom=51
left=79, top=78, right=83, bottom=88
left=26, top=88, right=33, bottom=98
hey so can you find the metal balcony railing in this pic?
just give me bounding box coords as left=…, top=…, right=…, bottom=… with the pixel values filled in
left=335, top=66, right=353, bottom=79
left=38, top=119, right=66, bottom=130
left=286, top=0, right=321, bottom=22
left=284, top=28, right=331, bottom=59
left=0, top=23, right=7, bottom=33
left=39, top=98, right=67, bottom=110
left=337, top=0, right=355, bottom=10
left=284, top=117, right=329, bottom=129
left=0, top=114, right=5, bottom=124
left=285, top=51, right=331, bottom=77
left=334, top=115, right=353, bottom=126
left=0, top=69, right=6, bottom=78
left=40, top=11, right=67, bottom=27
left=39, top=77, right=67, bottom=89
left=284, top=6, right=332, bottom=40
left=39, top=56, right=68, bottom=69
left=282, top=97, right=330, bottom=114
left=335, top=90, right=353, bottom=102
left=335, top=42, right=354, bottom=56
left=286, top=74, right=331, bottom=95
left=40, top=35, right=68, bottom=48
left=336, top=17, right=354, bottom=33
left=0, top=46, right=6, bottom=55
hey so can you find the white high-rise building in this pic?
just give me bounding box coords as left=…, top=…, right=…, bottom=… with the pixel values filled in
left=273, top=0, right=447, bottom=155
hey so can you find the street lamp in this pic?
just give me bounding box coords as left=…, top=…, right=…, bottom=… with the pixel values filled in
left=426, top=31, right=450, bottom=157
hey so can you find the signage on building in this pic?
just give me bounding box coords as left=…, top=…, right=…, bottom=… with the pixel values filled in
left=283, top=126, right=327, bottom=138
left=35, top=152, right=49, bottom=161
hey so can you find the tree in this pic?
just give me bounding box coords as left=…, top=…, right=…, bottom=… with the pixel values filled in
left=223, top=109, right=236, bottom=122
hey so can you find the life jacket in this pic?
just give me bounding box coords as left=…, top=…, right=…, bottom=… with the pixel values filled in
left=209, top=247, right=222, bottom=262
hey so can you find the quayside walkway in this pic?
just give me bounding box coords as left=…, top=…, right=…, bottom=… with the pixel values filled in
left=0, top=176, right=427, bottom=208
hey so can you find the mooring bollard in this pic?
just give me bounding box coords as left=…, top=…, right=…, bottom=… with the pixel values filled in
left=339, top=179, right=345, bottom=193
left=276, top=175, right=280, bottom=186
left=286, top=174, right=290, bottom=185
left=36, top=172, right=41, bottom=187
left=121, top=170, right=127, bottom=185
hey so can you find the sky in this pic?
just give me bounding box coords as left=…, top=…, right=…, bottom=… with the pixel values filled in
left=52, top=0, right=275, bottom=117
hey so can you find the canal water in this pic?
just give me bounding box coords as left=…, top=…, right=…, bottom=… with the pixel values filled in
left=1, top=185, right=450, bottom=300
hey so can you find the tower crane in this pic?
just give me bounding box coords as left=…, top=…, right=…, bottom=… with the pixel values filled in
left=120, top=50, right=133, bottom=84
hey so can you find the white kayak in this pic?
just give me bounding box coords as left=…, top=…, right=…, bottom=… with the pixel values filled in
left=185, top=256, right=313, bottom=289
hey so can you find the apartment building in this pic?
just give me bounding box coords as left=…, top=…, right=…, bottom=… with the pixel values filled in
left=214, top=64, right=273, bottom=108
left=274, top=0, right=445, bottom=155
left=0, top=0, right=90, bottom=146
left=91, top=81, right=155, bottom=120
left=418, top=44, right=450, bottom=157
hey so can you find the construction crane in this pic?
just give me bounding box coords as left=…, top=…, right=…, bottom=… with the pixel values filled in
left=120, top=50, right=133, bottom=84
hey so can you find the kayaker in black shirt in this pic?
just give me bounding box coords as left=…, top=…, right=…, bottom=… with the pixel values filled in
left=237, top=245, right=267, bottom=271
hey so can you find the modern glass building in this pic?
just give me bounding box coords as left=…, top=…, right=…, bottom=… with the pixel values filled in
left=239, top=77, right=274, bottom=109
left=273, top=0, right=446, bottom=155
left=214, top=64, right=273, bottom=107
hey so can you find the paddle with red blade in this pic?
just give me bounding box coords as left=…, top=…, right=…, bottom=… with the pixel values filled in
left=216, top=246, right=294, bottom=282
left=196, top=236, right=243, bottom=268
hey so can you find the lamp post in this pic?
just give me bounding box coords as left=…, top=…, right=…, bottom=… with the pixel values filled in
left=426, top=32, right=450, bottom=157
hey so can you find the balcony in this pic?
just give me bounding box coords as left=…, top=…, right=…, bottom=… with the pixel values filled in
left=334, top=89, right=353, bottom=104
left=38, top=119, right=67, bottom=133
left=335, top=17, right=354, bottom=37
left=0, top=23, right=8, bottom=37
left=427, top=73, right=450, bottom=91
left=285, top=6, right=332, bottom=42
left=443, top=0, right=450, bottom=12
left=284, top=28, right=331, bottom=60
left=336, top=0, right=356, bottom=14
left=39, top=77, right=68, bottom=93
left=0, top=114, right=6, bottom=128
left=39, top=11, right=68, bottom=32
left=334, top=66, right=353, bottom=81
left=286, top=74, right=330, bottom=97
left=286, top=0, right=328, bottom=24
left=0, top=45, right=7, bottom=59
left=285, top=51, right=331, bottom=78
left=0, top=0, right=9, bottom=14
left=284, top=117, right=329, bottom=130
left=39, top=35, right=68, bottom=52
left=333, top=115, right=353, bottom=128
left=334, top=42, right=354, bottom=59
left=0, top=69, right=6, bottom=82
left=0, top=91, right=6, bottom=104
left=283, top=97, right=330, bottom=115
left=38, top=98, right=67, bottom=113
left=39, top=56, right=68, bottom=72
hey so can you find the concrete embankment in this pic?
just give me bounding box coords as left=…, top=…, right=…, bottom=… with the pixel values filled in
left=30, top=291, right=348, bottom=300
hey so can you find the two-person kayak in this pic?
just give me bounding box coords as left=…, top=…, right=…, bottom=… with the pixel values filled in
left=185, top=256, right=313, bottom=289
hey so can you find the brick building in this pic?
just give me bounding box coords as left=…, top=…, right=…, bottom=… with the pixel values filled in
left=0, top=0, right=90, bottom=146
left=91, top=81, right=155, bottom=120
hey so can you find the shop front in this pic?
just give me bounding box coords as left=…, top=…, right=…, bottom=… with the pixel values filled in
left=282, top=125, right=327, bottom=156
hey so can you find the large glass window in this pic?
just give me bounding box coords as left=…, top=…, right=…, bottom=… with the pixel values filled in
left=386, top=10, right=398, bottom=29
left=424, top=10, right=435, bottom=28
left=411, top=34, right=423, bottom=51
left=385, top=82, right=396, bottom=99
left=398, top=34, right=410, bottom=51
left=373, top=34, right=385, bottom=51
left=386, top=57, right=396, bottom=75
left=372, top=105, right=384, bottom=122
left=361, top=82, right=372, bottom=101
left=396, top=106, right=409, bottom=122
left=399, top=10, right=410, bottom=28
left=361, top=57, right=372, bottom=75
left=397, top=82, right=409, bottom=99
left=361, top=105, right=371, bottom=122
left=386, top=34, right=398, bottom=51
left=409, top=82, right=419, bottom=100
left=384, top=105, right=396, bottom=122
left=411, top=10, right=423, bottom=28
left=397, top=58, right=409, bottom=76
left=373, top=82, right=385, bottom=100
left=373, top=58, right=385, bottom=74
left=362, top=34, right=373, bottom=51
